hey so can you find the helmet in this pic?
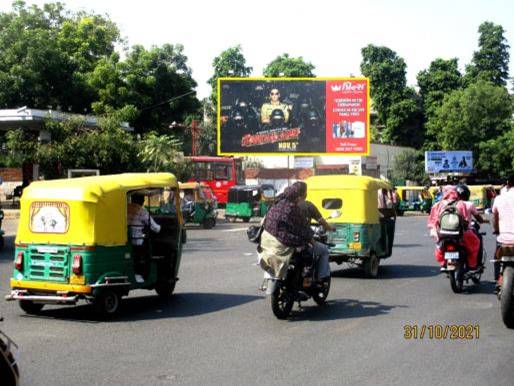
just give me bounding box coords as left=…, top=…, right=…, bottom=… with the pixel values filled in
left=456, top=184, right=470, bottom=201
left=270, top=109, right=285, bottom=126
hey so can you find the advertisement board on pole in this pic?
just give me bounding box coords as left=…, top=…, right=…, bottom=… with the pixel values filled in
left=217, top=78, right=370, bottom=156
left=425, top=151, right=473, bottom=174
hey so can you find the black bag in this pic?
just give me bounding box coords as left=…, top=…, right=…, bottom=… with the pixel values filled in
left=247, top=224, right=264, bottom=244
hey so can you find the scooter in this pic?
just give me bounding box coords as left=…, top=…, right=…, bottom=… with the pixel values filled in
left=440, top=222, right=486, bottom=293
left=0, top=317, right=20, bottom=386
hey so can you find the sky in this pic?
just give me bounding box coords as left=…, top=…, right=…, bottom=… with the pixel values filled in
left=1, top=0, right=513, bottom=99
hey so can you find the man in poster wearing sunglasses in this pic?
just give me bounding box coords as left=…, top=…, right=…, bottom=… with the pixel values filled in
left=260, top=87, right=292, bottom=126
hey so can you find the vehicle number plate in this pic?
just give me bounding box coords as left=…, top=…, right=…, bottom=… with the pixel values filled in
left=444, top=252, right=459, bottom=260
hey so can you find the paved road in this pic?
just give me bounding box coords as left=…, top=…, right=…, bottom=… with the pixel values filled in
left=1, top=216, right=513, bottom=385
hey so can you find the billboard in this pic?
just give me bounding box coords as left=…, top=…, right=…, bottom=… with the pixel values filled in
left=425, top=151, right=473, bottom=174
left=217, top=78, right=370, bottom=155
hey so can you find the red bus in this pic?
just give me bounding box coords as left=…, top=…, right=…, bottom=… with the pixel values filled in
left=187, top=156, right=244, bottom=205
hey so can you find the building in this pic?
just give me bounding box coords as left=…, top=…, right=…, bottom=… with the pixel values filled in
left=245, top=143, right=413, bottom=190
left=0, top=107, right=132, bottom=198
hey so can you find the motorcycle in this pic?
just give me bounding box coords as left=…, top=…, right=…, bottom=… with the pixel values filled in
left=440, top=221, right=486, bottom=293
left=264, top=211, right=340, bottom=320
left=0, top=317, right=20, bottom=386
left=493, top=245, right=514, bottom=328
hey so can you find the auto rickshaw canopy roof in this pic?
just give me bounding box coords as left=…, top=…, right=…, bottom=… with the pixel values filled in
left=17, top=173, right=178, bottom=246
left=305, top=175, right=392, bottom=224
left=179, top=182, right=208, bottom=190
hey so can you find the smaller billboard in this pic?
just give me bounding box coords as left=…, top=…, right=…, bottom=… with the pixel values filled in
left=425, top=151, right=473, bottom=174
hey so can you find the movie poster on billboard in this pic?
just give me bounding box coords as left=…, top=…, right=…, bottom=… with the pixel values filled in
left=217, top=78, right=369, bottom=155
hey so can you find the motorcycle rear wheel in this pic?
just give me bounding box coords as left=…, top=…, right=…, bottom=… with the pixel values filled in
left=449, top=264, right=464, bottom=293
left=271, top=283, right=294, bottom=320
left=312, top=276, right=331, bottom=306
left=500, top=266, right=514, bottom=329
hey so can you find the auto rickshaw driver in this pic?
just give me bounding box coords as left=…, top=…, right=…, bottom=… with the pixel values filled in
left=127, top=193, right=161, bottom=283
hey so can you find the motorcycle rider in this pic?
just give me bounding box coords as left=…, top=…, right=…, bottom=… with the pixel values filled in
left=427, top=185, right=481, bottom=271
left=297, top=185, right=335, bottom=281
left=456, top=184, right=489, bottom=268
left=259, top=182, right=313, bottom=280
left=492, top=174, right=514, bottom=286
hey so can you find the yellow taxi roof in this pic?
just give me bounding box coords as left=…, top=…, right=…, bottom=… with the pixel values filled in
left=306, top=175, right=391, bottom=191
left=23, top=173, right=178, bottom=202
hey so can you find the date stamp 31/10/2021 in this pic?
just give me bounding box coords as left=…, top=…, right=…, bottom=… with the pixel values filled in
left=404, top=324, right=480, bottom=340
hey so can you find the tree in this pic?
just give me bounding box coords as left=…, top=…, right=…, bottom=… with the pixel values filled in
left=207, top=45, right=252, bottom=109
left=428, top=80, right=512, bottom=162
left=2, top=111, right=142, bottom=179
left=0, top=1, right=120, bottom=112
left=465, top=22, right=510, bottom=86
left=90, top=44, right=200, bottom=134
left=384, top=92, right=424, bottom=148
left=360, top=45, right=407, bottom=126
left=478, top=125, right=514, bottom=178
left=389, top=149, right=427, bottom=185
left=263, top=53, right=315, bottom=77
left=138, top=132, right=192, bottom=181
left=417, top=58, right=462, bottom=120
left=417, top=58, right=462, bottom=149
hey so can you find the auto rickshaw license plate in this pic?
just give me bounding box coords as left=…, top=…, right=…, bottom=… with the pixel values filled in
left=444, top=252, right=459, bottom=260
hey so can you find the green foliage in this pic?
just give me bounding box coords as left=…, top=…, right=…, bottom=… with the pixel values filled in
left=477, top=124, right=514, bottom=178
left=465, top=22, right=510, bottom=86
left=90, top=44, right=200, bottom=133
left=361, top=45, right=424, bottom=147
left=0, top=1, right=119, bottom=112
left=428, top=80, right=512, bottom=157
left=208, top=45, right=252, bottom=110
left=360, top=45, right=407, bottom=126
left=138, top=132, right=192, bottom=181
left=389, top=149, right=428, bottom=185
left=1, top=113, right=142, bottom=179
left=384, top=93, right=424, bottom=147
left=417, top=58, right=462, bottom=121
left=263, top=53, right=315, bottom=77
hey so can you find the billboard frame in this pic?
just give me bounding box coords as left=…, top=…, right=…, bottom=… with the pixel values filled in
left=216, top=77, right=370, bottom=156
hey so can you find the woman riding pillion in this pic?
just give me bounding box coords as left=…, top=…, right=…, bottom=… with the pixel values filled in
left=427, top=184, right=487, bottom=271
left=259, top=182, right=330, bottom=285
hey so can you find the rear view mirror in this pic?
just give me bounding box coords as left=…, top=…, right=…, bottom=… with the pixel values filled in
left=329, top=210, right=342, bottom=219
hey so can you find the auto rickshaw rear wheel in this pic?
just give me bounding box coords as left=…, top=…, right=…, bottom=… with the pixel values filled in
left=242, top=217, right=250, bottom=223
left=202, top=218, right=215, bottom=229
left=19, top=300, right=44, bottom=314
left=155, top=280, right=176, bottom=300
left=363, top=253, right=380, bottom=278
left=94, top=289, right=121, bottom=317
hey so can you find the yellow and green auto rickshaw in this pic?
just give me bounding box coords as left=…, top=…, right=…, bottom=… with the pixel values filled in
left=5, top=173, right=186, bottom=317
left=179, top=182, right=218, bottom=229
left=468, top=185, right=496, bottom=210
left=305, top=175, right=396, bottom=278
left=225, top=185, right=268, bottom=223
left=395, top=186, right=433, bottom=215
